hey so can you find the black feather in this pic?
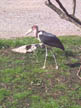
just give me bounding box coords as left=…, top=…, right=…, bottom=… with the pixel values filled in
left=38, top=31, right=64, bottom=50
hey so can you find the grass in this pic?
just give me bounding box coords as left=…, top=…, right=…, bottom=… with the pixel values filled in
left=0, top=36, right=81, bottom=108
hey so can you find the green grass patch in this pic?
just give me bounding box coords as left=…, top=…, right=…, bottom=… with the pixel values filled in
left=31, top=96, right=59, bottom=108
left=0, top=36, right=81, bottom=108
left=13, top=90, right=32, bottom=100
left=0, top=37, right=38, bottom=49
left=0, top=88, right=10, bottom=102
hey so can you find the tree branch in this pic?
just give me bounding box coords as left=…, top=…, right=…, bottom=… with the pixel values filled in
left=48, top=0, right=51, bottom=4
left=55, top=0, right=69, bottom=15
left=45, top=1, right=66, bottom=19
left=45, top=0, right=81, bottom=28
left=72, top=0, right=76, bottom=16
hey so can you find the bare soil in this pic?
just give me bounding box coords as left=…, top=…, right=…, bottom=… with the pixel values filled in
left=0, top=0, right=81, bottom=39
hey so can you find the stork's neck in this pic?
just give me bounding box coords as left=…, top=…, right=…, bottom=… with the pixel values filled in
left=33, top=29, right=38, bottom=38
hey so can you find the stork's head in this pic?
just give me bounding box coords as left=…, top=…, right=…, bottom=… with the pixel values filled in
left=25, top=25, right=38, bottom=37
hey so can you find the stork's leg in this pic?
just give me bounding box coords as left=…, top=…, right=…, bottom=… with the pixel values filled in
left=42, top=47, right=48, bottom=69
left=50, top=50, right=58, bottom=69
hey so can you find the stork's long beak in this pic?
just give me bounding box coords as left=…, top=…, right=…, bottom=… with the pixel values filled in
left=25, top=28, right=32, bottom=36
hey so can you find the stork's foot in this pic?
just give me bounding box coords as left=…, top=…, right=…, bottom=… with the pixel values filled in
left=56, top=65, right=58, bottom=70
left=42, top=65, right=46, bottom=69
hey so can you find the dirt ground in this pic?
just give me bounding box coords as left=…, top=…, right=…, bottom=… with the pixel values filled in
left=0, top=0, right=81, bottom=39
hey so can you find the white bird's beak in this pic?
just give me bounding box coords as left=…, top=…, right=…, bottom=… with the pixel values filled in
left=25, top=28, right=32, bottom=36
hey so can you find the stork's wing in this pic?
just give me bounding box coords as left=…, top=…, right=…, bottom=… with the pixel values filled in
left=39, top=31, right=64, bottom=50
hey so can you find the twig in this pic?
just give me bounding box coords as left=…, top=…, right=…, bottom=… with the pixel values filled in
left=77, top=65, right=81, bottom=79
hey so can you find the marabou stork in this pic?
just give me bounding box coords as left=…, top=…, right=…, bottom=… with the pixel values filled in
left=25, top=25, right=64, bottom=69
